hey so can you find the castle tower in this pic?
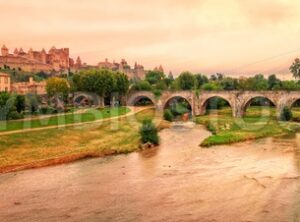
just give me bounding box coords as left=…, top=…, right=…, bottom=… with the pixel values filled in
left=1, top=45, right=8, bottom=56
left=76, top=56, right=82, bottom=67
left=19, top=48, right=25, bottom=55
left=28, top=48, right=34, bottom=59
left=41, top=48, right=47, bottom=64
left=13, top=48, right=19, bottom=56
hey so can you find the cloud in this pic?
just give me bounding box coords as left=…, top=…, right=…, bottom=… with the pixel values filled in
left=238, top=0, right=298, bottom=26
left=0, top=0, right=299, bottom=75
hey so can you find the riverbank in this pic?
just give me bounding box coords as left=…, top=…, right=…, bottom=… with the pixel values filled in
left=1, top=122, right=300, bottom=221
left=0, top=107, right=130, bottom=132
left=0, top=108, right=170, bottom=173
left=196, top=107, right=300, bottom=147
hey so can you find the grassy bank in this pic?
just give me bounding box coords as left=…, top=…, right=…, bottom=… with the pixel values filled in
left=0, top=108, right=169, bottom=173
left=0, top=107, right=130, bottom=132
left=196, top=107, right=300, bottom=147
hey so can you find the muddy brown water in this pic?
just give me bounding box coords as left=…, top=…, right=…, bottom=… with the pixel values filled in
left=1, top=123, right=300, bottom=222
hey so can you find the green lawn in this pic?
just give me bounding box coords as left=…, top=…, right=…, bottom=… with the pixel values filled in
left=196, top=106, right=300, bottom=147
left=0, top=107, right=130, bottom=132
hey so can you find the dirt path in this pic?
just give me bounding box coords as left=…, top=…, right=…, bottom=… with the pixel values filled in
left=0, top=106, right=150, bottom=136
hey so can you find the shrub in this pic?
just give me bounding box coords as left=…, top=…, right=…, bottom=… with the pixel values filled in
left=207, top=122, right=217, bottom=135
left=8, top=111, right=24, bottom=120
left=39, top=106, right=58, bottom=114
left=280, top=106, right=292, bottom=121
left=15, top=95, right=25, bottom=113
left=153, top=89, right=162, bottom=98
left=163, top=109, right=174, bottom=121
left=131, top=80, right=153, bottom=91
left=170, top=101, right=190, bottom=116
left=26, top=94, right=39, bottom=113
left=139, top=119, right=159, bottom=145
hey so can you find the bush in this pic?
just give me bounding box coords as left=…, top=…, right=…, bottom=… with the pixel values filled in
left=207, top=122, right=217, bottom=135
left=153, top=89, right=162, bottom=98
left=139, top=119, right=159, bottom=145
left=15, top=95, right=25, bottom=113
left=39, top=106, right=58, bottom=114
left=26, top=94, right=39, bottom=113
left=131, top=80, right=153, bottom=91
left=170, top=101, right=190, bottom=116
left=163, top=109, right=174, bottom=121
left=280, top=106, right=292, bottom=121
left=8, top=111, right=24, bottom=120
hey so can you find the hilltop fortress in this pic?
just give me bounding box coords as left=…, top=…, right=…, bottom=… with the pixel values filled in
left=0, top=45, right=82, bottom=73
left=0, top=45, right=165, bottom=80
left=98, top=58, right=164, bottom=80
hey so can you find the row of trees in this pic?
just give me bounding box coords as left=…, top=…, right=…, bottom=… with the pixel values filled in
left=45, top=69, right=130, bottom=106
left=0, top=92, right=39, bottom=120
left=130, top=57, right=300, bottom=92
left=131, top=71, right=300, bottom=92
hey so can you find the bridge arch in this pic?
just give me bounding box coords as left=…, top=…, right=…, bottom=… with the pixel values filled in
left=162, top=95, right=194, bottom=116
left=199, top=95, right=234, bottom=116
left=73, top=92, right=100, bottom=106
left=241, top=96, right=276, bottom=116
left=161, top=91, right=194, bottom=114
left=127, top=91, right=156, bottom=106
left=163, top=95, right=193, bottom=112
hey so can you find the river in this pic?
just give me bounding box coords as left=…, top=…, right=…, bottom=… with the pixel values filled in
left=1, top=123, right=300, bottom=222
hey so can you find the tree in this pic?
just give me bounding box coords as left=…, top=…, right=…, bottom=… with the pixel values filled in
left=0, top=92, right=13, bottom=120
left=114, top=72, right=129, bottom=96
left=290, top=58, right=300, bottom=80
left=165, top=72, right=174, bottom=87
left=237, top=75, right=268, bottom=90
left=145, top=70, right=165, bottom=85
left=46, top=77, right=70, bottom=100
left=0, top=92, right=10, bottom=107
left=281, top=80, right=300, bottom=91
left=267, top=74, right=281, bottom=90
left=100, top=69, right=115, bottom=98
left=14, top=95, right=25, bottom=113
left=194, top=74, right=208, bottom=89
left=26, top=94, right=39, bottom=113
left=131, top=80, right=153, bottom=91
left=177, top=72, right=195, bottom=90
left=71, top=73, right=83, bottom=91
left=155, top=80, right=167, bottom=90
left=139, top=119, right=159, bottom=145
left=163, top=109, right=174, bottom=121
left=220, top=77, right=238, bottom=90
left=280, top=106, right=292, bottom=121
left=201, top=82, right=222, bottom=91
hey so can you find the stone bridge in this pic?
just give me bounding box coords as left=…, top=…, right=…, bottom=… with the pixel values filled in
left=73, top=92, right=101, bottom=106
left=126, top=90, right=300, bottom=117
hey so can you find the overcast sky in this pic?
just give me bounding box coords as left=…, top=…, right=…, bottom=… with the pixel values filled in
left=1, top=0, right=300, bottom=77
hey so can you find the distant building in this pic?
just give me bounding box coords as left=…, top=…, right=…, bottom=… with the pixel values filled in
left=11, top=77, right=46, bottom=95
left=98, top=58, right=146, bottom=80
left=0, top=45, right=82, bottom=73
left=0, top=72, right=11, bottom=92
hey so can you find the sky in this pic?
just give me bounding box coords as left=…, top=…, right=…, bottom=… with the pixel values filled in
left=1, top=0, right=300, bottom=77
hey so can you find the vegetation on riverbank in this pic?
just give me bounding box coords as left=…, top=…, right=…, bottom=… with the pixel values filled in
left=0, top=107, right=130, bottom=132
left=0, top=108, right=169, bottom=173
left=196, top=107, right=300, bottom=147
